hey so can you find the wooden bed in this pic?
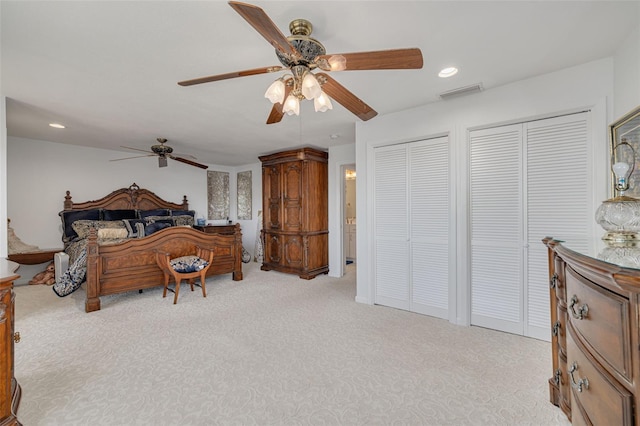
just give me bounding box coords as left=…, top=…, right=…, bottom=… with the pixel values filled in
left=63, top=183, right=243, bottom=312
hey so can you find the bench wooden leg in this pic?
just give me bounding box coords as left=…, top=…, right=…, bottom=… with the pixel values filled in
left=173, top=278, right=181, bottom=304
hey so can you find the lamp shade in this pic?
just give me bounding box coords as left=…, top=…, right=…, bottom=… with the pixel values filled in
left=314, top=91, right=333, bottom=112
left=328, top=55, right=347, bottom=71
left=301, top=73, right=322, bottom=100
left=264, top=79, right=285, bottom=104
left=282, top=94, right=300, bottom=116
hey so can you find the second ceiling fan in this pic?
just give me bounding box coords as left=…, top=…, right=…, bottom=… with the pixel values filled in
left=178, top=1, right=423, bottom=124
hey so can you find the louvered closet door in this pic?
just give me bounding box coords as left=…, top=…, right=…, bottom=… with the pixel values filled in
left=374, top=145, right=410, bottom=310
left=470, top=124, right=524, bottom=335
left=409, top=139, right=449, bottom=318
left=470, top=112, right=591, bottom=339
left=525, top=112, right=590, bottom=340
left=374, top=137, right=450, bottom=319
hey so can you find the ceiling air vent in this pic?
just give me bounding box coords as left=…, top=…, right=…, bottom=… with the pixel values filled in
left=439, top=83, right=484, bottom=100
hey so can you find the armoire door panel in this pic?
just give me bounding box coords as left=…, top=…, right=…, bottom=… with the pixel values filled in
left=283, top=235, right=303, bottom=267
left=283, top=162, right=303, bottom=231
left=264, top=233, right=282, bottom=264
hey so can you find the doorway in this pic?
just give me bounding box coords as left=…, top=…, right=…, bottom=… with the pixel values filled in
left=343, top=164, right=356, bottom=269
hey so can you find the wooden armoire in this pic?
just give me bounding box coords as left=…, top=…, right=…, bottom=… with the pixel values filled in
left=259, top=148, right=328, bottom=279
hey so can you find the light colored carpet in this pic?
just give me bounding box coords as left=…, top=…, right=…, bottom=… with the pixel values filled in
left=14, top=262, right=570, bottom=425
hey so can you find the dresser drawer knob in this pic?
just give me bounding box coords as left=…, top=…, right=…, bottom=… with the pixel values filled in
left=549, top=273, right=558, bottom=289
left=569, top=295, right=589, bottom=320
left=569, top=361, right=589, bottom=393
left=553, top=368, right=562, bottom=386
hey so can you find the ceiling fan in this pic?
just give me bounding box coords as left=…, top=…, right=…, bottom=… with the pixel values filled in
left=111, top=138, right=209, bottom=169
left=178, top=1, right=423, bottom=124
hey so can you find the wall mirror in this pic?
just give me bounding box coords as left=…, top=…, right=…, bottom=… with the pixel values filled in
left=611, top=105, right=640, bottom=198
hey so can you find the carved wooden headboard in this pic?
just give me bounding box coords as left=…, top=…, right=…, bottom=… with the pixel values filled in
left=63, top=183, right=189, bottom=211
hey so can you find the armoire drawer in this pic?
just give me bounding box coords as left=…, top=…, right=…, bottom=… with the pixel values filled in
left=565, top=266, right=632, bottom=382
left=567, top=329, right=633, bottom=425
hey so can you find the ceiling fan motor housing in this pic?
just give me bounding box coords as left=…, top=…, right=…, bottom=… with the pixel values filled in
left=275, top=19, right=326, bottom=68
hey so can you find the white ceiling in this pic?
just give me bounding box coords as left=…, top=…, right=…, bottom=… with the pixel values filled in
left=2, top=1, right=637, bottom=166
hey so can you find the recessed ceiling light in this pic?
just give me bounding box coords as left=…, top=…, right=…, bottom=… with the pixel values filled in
left=49, top=123, right=66, bottom=129
left=438, top=67, right=458, bottom=78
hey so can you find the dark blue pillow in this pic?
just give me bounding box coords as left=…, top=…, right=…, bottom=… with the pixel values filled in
left=123, top=219, right=146, bottom=238
left=138, top=209, right=170, bottom=219
left=103, top=209, right=137, bottom=221
left=170, top=210, right=195, bottom=218
left=59, top=209, right=101, bottom=242
left=144, top=222, right=172, bottom=236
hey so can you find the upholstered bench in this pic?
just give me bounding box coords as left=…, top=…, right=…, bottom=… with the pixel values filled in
left=155, top=247, right=214, bottom=304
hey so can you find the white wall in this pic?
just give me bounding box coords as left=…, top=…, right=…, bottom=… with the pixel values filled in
left=355, top=58, right=614, bottom=325
left=0, top=98, right=7, bottom=259
left=613, top=18, right=640, bottom=118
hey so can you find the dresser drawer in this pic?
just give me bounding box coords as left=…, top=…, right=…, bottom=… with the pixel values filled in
left=565, top=266, right=632, bottom=382
left=567, top=329, right=633, bottom=425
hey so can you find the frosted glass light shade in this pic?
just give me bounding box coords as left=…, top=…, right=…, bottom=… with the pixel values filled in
left=328, top=55, right=347, bottom=71
left=301, top=73, right=321, bottom=100
left=282, top=94, right=300, bottom=116
left=595, top=196, right=640, bottom=243
left=264, top=79, right=285, bottom=104
left=314, top=91, right=333, bottom=112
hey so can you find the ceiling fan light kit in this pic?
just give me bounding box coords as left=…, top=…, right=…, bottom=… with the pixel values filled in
left=178, top=1, right=424, bottom=124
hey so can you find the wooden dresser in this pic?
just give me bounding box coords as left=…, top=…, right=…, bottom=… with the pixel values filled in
left=545, top=238, right=640, bottom=424
left=0, top=259, right=21, bottom=425
left=259, top=148, right=328, bottom=279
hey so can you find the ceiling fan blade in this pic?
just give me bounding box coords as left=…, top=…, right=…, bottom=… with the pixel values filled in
left=171, top=156, right=209, bottom=170
left=316, top=73, right=378, bottom=121
left=228, top=1, right=298, bottom=57
left=266, top=84, right=292, bottom=124
left=178, top=66, right=285, bottom=86
left=316, top=48, right=423, bottom=71
left=266, top=103, right=285, bottom=125
left=173, top=152, right=198, bottom=161
left=121, top=145, right=153, bottom=154
left=110, top=154, right=155, bottom=162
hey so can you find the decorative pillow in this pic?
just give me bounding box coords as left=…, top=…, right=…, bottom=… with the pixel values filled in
left=144, top=222, right=172, bottom=236
left=72, top=220, right=126, bottom=239
left=102, top=209, right=137, bottom=221
left=172, top=215, right=195, bottom=227
left=138, top=209, right=170, bottom=219
left=170, top=255, right=209, bottom=273
left=59, top=209, right=101, bottom=243
left=97, top=228, right=128, bottom=239
left=144, top=215, right=173, bottom=224
left=123, top=219, right=146, bottom=238
left=170, top=209, right=196, bottom=218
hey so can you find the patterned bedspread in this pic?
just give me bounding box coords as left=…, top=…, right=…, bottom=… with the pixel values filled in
left=52, top=237, right=128, bottom=297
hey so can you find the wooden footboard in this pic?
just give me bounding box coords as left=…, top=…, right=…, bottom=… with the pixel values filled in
left=84, top=225, right=242, bottom=312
